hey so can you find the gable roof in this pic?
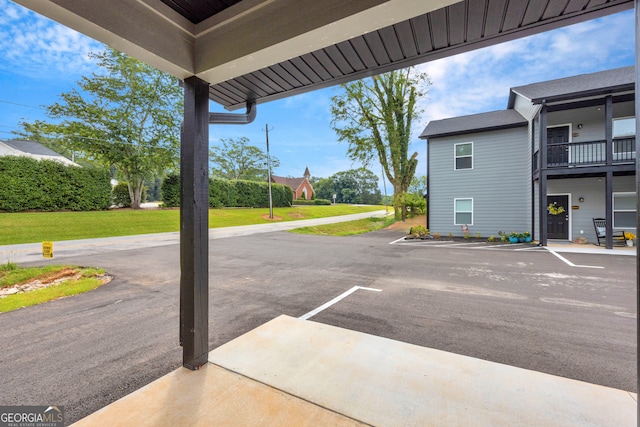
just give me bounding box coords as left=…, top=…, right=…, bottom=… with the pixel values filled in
left=0, top=140, right=78, bottom=166
left=421, top=66, right=635, bottom=139
left=271, top=176, right=306, bottom=191
left=507, top=66, right=635, bottom=107
left=419, top=110, right=527, bottom=139
left=3, top=140, right=65, bottom=157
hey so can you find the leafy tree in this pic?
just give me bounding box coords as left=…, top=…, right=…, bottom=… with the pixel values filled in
left=331, top=68, right=430, bottom=220
left=209, top=136, right=279, bottom=181
left=408, top=174, right=427, bottom=197
left=404, top=174, right=427, bottom=217
left=314, top=168, right=382, bottom=205
left=20, top=48, right=182, bottom=208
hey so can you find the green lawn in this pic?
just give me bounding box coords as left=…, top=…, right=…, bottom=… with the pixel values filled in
left=289, top=216, right=395, bottom=236
left=0, top=264, right=107, bottom=313
left=0, top=205, right=383, bottom=245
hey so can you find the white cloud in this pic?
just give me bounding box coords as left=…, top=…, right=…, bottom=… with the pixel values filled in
left=0, top=0, right=103, bottom=79
left=413, top=9, right=634, bottom=135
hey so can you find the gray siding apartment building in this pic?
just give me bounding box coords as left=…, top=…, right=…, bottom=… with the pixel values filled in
left=421, top=67, right=636, bottom=248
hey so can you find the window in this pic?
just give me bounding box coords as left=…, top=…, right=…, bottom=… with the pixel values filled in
left=613, top=117, right=636, bottom=158
left=454, top=198, right=473, bottom=225
left=455, top=142, right=473, bottom=170
left=613, top=117, right=635, bottom=138
left=613, top=192, right=636, bottom=228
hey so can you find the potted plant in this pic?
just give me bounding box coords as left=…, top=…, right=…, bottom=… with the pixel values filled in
left=523, top=231, right=532, bottom=243
left=509, top=232, right=519, bottom=243
left=624, top=232, right=636, bottom=247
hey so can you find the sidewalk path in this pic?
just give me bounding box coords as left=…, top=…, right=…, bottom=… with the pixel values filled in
left=0, top=210, right=388, bottom=264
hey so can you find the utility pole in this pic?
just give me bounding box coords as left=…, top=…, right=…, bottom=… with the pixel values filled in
left=265, top=124, right=273, bottom=219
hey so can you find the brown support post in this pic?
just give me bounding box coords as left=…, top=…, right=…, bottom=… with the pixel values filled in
left=605, top=96, right=614, bottom=249
left=539, top=104, right=548, bottom=246
left=180, top=76, right=210, bottom=370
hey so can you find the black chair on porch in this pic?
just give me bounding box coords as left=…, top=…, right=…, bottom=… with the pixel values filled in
left=592, top=218, right=627, bottom=246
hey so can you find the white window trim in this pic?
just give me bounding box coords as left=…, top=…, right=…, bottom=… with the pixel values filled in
left=613, top=191, right=636, bottom=229
left=454, top=197, right=473, bottom=226
left=454, top=142, right=473, bottom=171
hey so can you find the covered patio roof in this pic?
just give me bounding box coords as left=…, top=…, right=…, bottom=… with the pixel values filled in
left=14, top=0, right=633, bottom=110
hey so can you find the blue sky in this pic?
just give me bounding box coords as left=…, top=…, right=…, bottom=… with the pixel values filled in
left=0, top=1, right=635, bottom=191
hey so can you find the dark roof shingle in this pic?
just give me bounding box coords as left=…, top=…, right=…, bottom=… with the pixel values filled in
left=507, top=66, right=634, bottom=107
left=419, top=110, right=527, bottom=139
left=3, top=140, right=67, bottom=157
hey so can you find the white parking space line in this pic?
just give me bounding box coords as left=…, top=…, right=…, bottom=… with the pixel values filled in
left=545, top=248, right=604, bottom=269
left=299, top=286, right=382, bottom=320
left=389, top=236, right=408, bottom=245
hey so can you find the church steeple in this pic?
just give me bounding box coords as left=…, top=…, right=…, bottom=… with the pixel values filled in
left=303, top=166, right=311, bottom=180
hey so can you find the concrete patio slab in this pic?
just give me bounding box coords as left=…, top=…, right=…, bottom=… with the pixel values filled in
left=73, top=315, right=636, bottom=426
left=71, top=363, right=365, bottom=427
left=210, top=315, right=636, bottom=427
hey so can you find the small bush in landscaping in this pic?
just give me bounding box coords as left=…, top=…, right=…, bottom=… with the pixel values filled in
left=409, top=225, right=430, bottom=238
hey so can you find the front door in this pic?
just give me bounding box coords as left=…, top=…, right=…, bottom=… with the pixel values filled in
left=547, top=195, right=569, bottom=240
left=547, top=126, right=569, bottom=166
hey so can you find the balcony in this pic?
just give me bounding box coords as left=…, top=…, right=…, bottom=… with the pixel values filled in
left=533, top=137, right=635, bottom=172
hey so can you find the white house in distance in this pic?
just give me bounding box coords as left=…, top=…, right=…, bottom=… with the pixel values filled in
left=420, top=66, right=635, bottom=249
left=0, top=139, right=78, bottom=166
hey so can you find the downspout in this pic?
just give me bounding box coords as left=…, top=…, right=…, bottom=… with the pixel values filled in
left=210, top=101, right=256, bottom=125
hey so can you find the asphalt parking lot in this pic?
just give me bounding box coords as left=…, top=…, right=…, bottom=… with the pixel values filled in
left=0, top=228, right=636, bottom=423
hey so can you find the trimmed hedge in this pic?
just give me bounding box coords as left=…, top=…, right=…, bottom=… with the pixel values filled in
left=0, top=156, right=111, bottom=212
left=160, top=174, right=180, bottom=207
left=293, top=199, right=331, bottom=205
left=161, top=174, right=293, bottom=208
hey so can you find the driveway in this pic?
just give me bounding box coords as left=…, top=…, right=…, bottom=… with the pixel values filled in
left=0, top=227, right=635, bottom=424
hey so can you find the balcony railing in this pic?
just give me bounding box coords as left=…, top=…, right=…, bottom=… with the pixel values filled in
left=533, top=137, right=635, bottom=171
